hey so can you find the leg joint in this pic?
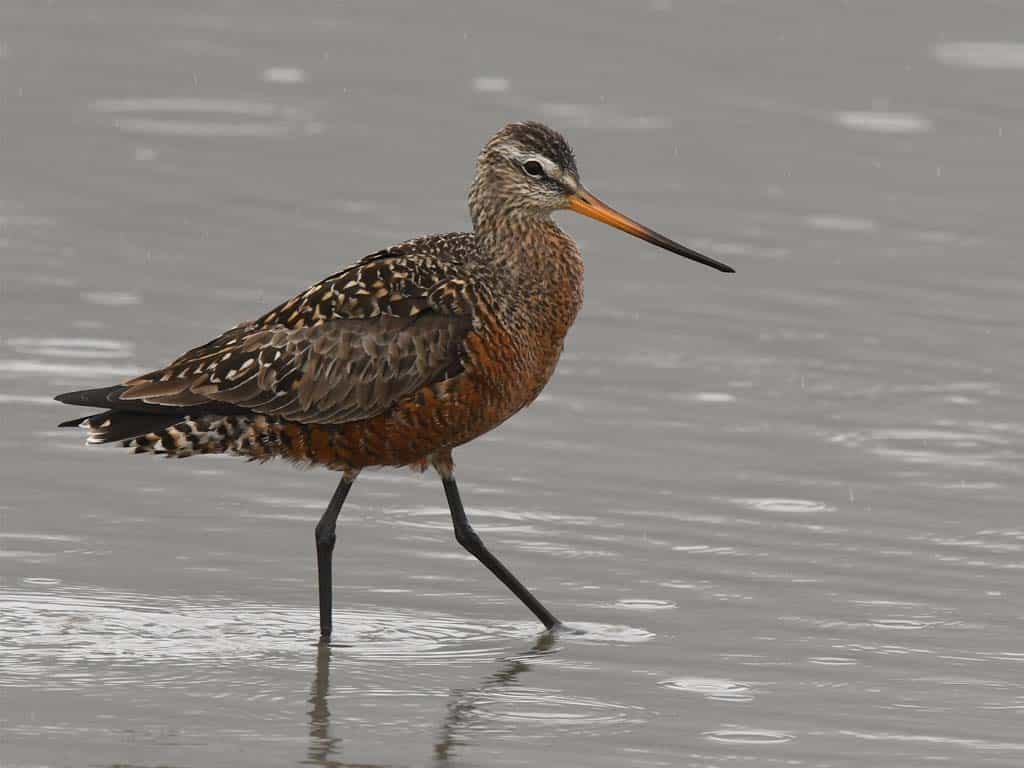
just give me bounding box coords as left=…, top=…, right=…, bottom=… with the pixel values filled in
left=453, top=521, right=483, bottom=553
left=315, top=526, right=336, bottom=549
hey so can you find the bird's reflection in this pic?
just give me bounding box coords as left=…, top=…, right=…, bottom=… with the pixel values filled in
left=306, top=644, right=344, bottom=767
left=433, top=632, right=556, bottom=763
left=304, top=633, right=558, bottom=767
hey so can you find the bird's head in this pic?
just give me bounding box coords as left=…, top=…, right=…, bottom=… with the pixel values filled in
left=473, top=121, right=581, bottom=216
left=471, top=121, right=734, bottom=273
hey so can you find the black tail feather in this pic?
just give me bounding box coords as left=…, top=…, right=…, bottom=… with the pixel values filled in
left=63, top=410, right=185, bottom=444
left=56, top=383, right=255, bottom=445
left=54, top=385, right=131, bottom=410
left=55, top=385, right=251, bottom=418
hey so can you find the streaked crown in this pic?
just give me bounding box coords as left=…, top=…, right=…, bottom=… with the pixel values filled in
left=471, top=122, right=582, bottom=220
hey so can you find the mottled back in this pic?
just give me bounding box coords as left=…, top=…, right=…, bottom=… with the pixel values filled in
left=120, top=235, right=479, bottom=425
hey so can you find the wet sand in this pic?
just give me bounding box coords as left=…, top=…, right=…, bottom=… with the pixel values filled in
left=2, top=2, right=1023, bottom=766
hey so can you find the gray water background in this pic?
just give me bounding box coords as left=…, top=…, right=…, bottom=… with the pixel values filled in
left=1, top=2, right=1023, bottom=766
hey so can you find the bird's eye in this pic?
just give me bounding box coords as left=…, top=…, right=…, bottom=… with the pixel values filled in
left=523, top=160, right=545, bottom=178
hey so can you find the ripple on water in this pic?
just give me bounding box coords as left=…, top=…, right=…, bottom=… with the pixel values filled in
left=81, top=291, right=141, bottom=306
left=510, top=540, right=617, bottom=558
left=870, top=618, right=939, bottom=631
left=262, top=66, right=306, bottom=84
left=335, top=611, right=528, bottom=664
left=672, top=544, right=738, bottom=555
left=804, top=214, right=877, bottom=233
left=660, top=677, right=754, bottom=702
left=612, top=599, right=677, bottom=611
left=933, top=41, right=1024, bottom=70
left=471, top=687, right=642, bottom=737
left=4, top=337, right=133, bottom=360
left=0, top=394, right=63, bottom=405
left=833, top=110, right=932, bottom=134
left=0, top=532, right=80, bottom=543
left=832, top=426, right=1019, bottom=474
left=0, top=585, right=538, bottom=690
left=807, top=656, right=857, bottom=666
left=90, top=98, right=322, bottom=138
left=557, top=621, right=655, bottom=644
left=704, top=728, right=794, bottom=745
left=686, top=238, right=759, bottom=259
left=471, top=76, right=509, bottom=93
left=926, top=531, right=1024, bottom=554
left=837, top=729, right=1024, bottom=754
left=539, top=103, right=667, bottom=132
left=731, top=498, right=835, bottom=514
left=0, top=360, right=137, bottom=378
left=671, top=391, right=736, bottom=404
left=783, top=610, right=949, bottom=635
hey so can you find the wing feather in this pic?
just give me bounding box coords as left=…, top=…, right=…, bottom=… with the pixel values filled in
left=131, top=319, right=471, bottom=425
left=122, top=312, right=470, bottom=424
left=118, top=243, right=478, bottom=424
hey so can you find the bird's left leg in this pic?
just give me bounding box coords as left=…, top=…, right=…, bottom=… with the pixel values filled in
left=432, top=450, right=561, bottom=631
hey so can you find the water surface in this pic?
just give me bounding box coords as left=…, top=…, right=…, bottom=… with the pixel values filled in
left=2, top=2, right=1023, bottom=766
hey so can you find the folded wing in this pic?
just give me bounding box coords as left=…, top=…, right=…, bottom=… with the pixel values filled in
left=119, top=311, right=470, bottom=424
left=108, top=244, right=477, bottom=424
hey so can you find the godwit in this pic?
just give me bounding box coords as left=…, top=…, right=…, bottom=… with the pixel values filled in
left=56, top=122, right=734, bottom=642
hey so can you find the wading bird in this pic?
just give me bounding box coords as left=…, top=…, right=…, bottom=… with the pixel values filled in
left=56, top=122, right=734, bottom=642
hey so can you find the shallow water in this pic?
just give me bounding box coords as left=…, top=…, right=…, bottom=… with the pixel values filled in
left=2, top=2, right=1023, bottom=766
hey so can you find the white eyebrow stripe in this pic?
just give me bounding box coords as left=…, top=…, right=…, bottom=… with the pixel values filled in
left=521, top=154, right=561, bottom=178
left=490, top=143, right=574, bottom=186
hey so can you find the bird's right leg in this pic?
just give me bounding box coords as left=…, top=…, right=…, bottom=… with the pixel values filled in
left=315, top=471, right=358, bottom=644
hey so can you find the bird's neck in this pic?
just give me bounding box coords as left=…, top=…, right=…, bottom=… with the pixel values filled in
left=469, top=192, right=580, bottom=282
left=469, top=194, right=584, bottom=339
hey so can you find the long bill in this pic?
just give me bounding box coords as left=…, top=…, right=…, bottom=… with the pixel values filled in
left=567, top=187, right=735, bottom=273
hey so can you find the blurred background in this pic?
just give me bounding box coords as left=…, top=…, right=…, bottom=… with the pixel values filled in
left=1, top=2, right=1022, bottom=766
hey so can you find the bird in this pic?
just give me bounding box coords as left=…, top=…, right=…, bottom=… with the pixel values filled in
left=55, top=121, right=734, bottom=643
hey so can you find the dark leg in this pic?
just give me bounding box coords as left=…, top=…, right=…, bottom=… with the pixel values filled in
left=315, top=474, right=355, bottom=644
left=441, top=475, right=561, bottom=630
